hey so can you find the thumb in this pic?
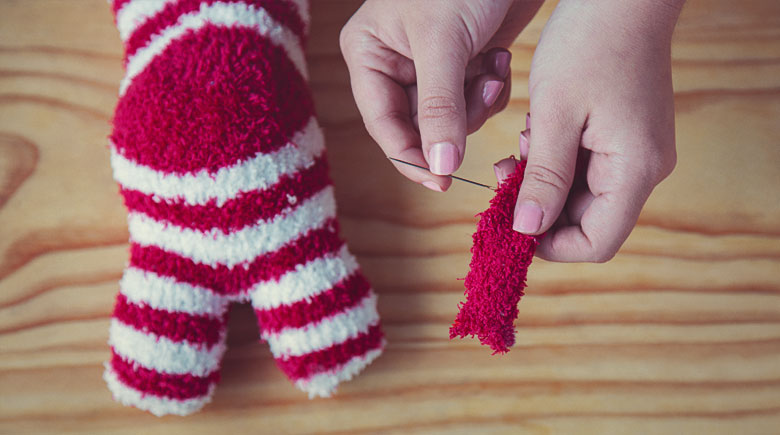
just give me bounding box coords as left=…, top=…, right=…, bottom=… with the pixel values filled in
left=410, top=30, right=470, bottom=176
left=513, top=106, right=583, bottom=235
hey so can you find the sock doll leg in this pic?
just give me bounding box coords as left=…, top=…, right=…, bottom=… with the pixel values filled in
left=105, top=0, right=383, bottom=414
left=246, top=169, right=385, bottom=398
left=104, top=264, right=230, bottom=416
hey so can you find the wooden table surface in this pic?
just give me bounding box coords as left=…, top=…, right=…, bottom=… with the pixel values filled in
left=1, top=1, right=779, bottom=433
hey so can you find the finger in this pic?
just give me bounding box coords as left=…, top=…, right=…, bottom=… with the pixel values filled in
left=411, top=47, right=513, bottom=134
left=493, top=157, right=518, bottom=184
left=465, top=73, right=505, bottom=134
left=535, top=180, right=649, bottom=262
left=465, top=47, right=512, bottom=86
left=406, top=85, right=419, bottom=131
left=409, top=30, right=470, bottom=176
left=534, top=147, right=653, bottom=262
left=512, top=100, right=585, bottom=235
left=518, top=129, right=530, bottom=160
left=348, top=63, right=452, bottom=191
left=411, top=70, right=512, bottom=135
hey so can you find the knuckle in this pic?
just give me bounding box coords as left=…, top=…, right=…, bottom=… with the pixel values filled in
left=635, top=143, right=678, bottom=185
left=591, top=248, right=617, bottom=264
left=528, top=83, right=584, bottom=125
left=338, top=20, right=369, bottom=61
left=338, top=24, right=354, bottom=54
left=659, top=146, right=677, bottom=180
left=577, top=235, right=619, bottom=263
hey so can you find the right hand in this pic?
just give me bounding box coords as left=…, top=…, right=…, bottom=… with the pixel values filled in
left=339, top=0, right=544, bottom=191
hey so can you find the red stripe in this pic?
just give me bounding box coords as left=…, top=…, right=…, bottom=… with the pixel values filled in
left=124, top=0, right=306, bottom=62
left=274, top=324, right=384, bottom=381
left=110, top=350, right=219, bottom=400
left=111, top=24, right=313, bottom=174
left=119, top=156, right=331, bottom=234
left=112, top=293, right=225, bottom=347
left=129, top=220, right=343, bottom=295
left=256, top=273, right=372, bottom=333
left=112, top=0, right=132, bottom=16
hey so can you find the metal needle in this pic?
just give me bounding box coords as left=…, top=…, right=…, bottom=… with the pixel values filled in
left=388, top=157, right=495, bottom=190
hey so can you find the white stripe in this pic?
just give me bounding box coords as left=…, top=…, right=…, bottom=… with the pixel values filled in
left=119, top=267, right=227, bottom=316
left=109, top=117, right=324, bottom=206
left=264, top=293, right=379, bottom=358
left=250, top=245, right=359, bottom=310
left=127, top=186, right=336, bottom=268
left=109, top=318, right=225, bottom=377
left=287, top=0, right=310, bottom=27
left=104, top=364, right=214, bottom=416
left=120, top=1, right=308, bottom=96
left=296, top=347, right=385, bottom=399
left=115, top=0, right=179, bottom=41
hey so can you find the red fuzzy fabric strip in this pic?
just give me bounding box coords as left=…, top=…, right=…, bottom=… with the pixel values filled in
left=449, top=160, right=538, bottom=354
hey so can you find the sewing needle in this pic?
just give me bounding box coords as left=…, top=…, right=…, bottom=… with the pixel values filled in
left=387, top=157, right=495, bottom=190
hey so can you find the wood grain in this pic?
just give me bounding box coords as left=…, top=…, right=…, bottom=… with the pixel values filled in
left=1, top=0, right=779, bottom=433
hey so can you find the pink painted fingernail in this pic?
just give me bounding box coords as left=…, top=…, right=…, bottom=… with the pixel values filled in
left=519, top=129, right=529, bottom=159
left=493, top=164, right=506, bottom=182
left=513, top=201, right=543, bottom=233
left=429, top=142, right=460, bottom=175
left=494, top=51, right=511, bottom=79
left=482, top=80, right=504, bottom=107
left=526, top=112, right=531, bottom=129
left=422, top=181, right=443, bottom=192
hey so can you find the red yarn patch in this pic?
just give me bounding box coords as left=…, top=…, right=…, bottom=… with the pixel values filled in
left=112, top=25, right=313, bottom=174
left=449, top=160, right=538, bottom=354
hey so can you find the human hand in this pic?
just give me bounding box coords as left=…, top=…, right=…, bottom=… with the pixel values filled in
left=339, top=0, right=543, bottom=191
left=494, top=0, right=684, bottom=262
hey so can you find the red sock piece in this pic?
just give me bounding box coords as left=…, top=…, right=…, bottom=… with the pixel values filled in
left=449, top=159, right=538, bottom=354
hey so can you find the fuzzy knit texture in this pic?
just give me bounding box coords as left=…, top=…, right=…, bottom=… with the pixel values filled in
left=449, top=160, right=538, bottom=354
left=103, top=0, right=385, bottom=417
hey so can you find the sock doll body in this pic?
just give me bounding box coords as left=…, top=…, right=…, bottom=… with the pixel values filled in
left=104, top=0, right=384, bottom=416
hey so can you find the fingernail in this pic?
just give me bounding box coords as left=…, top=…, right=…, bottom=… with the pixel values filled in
left=429, top=142, right=460, bottom=175
left=513, top=201, right=543, bottom=233
left=519, top=130, right=529, bottom=159
left=494, top=51, right=511, bottom=79
left=493, top=164, right=507, bottom=182
left=422, top=181, right=443, bottom=192
left=526, top=112, right=531, bottom=129
left=482, top=80, right=504, bottom=107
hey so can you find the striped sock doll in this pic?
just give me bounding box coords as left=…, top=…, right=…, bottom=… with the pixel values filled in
left=103, top=0, right=385, bottom=416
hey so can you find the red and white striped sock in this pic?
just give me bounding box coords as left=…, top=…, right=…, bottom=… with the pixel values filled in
left=103, top=0, right=385, bottom=416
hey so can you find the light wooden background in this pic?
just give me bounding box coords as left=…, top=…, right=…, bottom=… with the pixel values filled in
left=1, top=0, right=779, bottom=433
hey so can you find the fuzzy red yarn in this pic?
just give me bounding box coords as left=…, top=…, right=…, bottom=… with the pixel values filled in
left=449, top=159, right=538, bottom=354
